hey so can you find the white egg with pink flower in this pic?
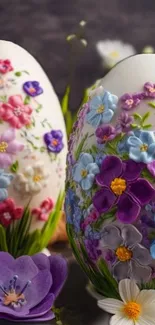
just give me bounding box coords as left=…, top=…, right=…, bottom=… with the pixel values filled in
left=0, top=40, right=67, bottom=233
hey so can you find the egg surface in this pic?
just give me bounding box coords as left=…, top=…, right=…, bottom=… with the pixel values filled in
left=0, top=40, right=67, bottom=231
left=65, top=54, right=155, bottom=297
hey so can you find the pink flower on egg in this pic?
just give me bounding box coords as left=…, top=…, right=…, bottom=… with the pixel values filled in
left=0, top=198, right=23, bottom=227
left=0, top=95, right=33, bottom=129
left=0, top=59, right=13, bottom=74
left=32, top=198, right=54, bottom=221
left=0, top=128, right=24, bottom=168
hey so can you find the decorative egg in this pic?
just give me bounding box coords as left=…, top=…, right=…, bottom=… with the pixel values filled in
left=0, top=40, right=67, bottom=232
left=65, top=54, right=155, bottom=299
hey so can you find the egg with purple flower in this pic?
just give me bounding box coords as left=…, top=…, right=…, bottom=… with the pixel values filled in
left=0, top=40, right=67, bottom=235
left=65, top=54, right=155, bottom=299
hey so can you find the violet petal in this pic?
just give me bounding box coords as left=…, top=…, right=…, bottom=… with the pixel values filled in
left=13, top=256, right=38, bottom=281
left=121, top=225, right=142, bottom=248
left=117, top=193, right=141, bottom=223
left=101, top=225, right=122, bottom=250
left=123, top=160, right=142, bottom=181
left=31, top=253, right=50, bottom=271
left=49, top=255, right=67, bottom=297
left=96, top=155, right=123, bottom=186
left=113, top=261, right=130, bottom=281
left=129, top=178, right=155, bottom=205
left=130, top=260, right=152, bottom=283
left=93, top=188, right=116, bottom=213
left=132, top=244, right=152, bottom=266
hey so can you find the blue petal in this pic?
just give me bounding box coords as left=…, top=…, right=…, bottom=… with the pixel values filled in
left=87, top=113, right=102, bottom=127
left=129, top=147, right=143, bottom=162
left=0, top=189, right=8, bottom=201
left=87, top=163, right=99, bottom=175
left=72, top=163, right=83, bottom=182
left=140, top=131, right=155, bottom=145
left=90, top=96, right=102, bottom=110
left=148, top=143, right=155, bottom=156
left=80, top=153, right=93, bottom=166
left=150, top=241, right=155, bottom=259
left=108, top=94, right=118, bottom=110
left=101, top=109, right=113, bottom=123
left=127, top=136, right=142, bottom=147
left=0, top=176, right=10, bottom=188
left=81, top=174, right=94, bottom=190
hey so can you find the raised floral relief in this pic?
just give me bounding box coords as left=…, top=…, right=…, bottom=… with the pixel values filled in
left=32, top=198, right=54, bottom=221
left=0, top=128, right=24, bottom=168
left=44, top=130, right=64, bottom=153
left=0, top=59, right=13, bottom=74
left=23, top=81, right=43, bottom=97
left=0, top=198, right=23, bottom=227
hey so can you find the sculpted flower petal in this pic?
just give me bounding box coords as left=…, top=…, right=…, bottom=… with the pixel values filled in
left=119, top=278, right=140, bottom=303
left=98, top=298, right=123, bottom=314
left=129, top=179, right=154, bottom=205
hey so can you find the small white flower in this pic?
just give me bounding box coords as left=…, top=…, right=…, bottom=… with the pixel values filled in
left=14, top=161, right=49, bottom=195
left=96, top=40, right=136, bottom=68
left=98, top=278, right=155, bottom=325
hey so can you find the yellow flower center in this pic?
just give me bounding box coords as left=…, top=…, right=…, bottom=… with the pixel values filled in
left=3, top=292, right=25, bottom=306
left=148, top=86, right=155, bottom=93
left=0, top=141, right=8, bottom=152
left=126, top=99, right=133, bottom=105
left=116, top=246, right=132, bottom=262
left=110, top=177, right=126, bottom=195
left=140, top=144, right=148, bottom=152
left=29, top=87, right=36, bottom=94
left=110, top=51, right=119, bottom=58
left=33, top=175, right=42, bottom=182
left=80, top=169, right=88, bottom=178
left=97, top=105, right=104, bottom=113
left=123, top=301, right=141, bottom=320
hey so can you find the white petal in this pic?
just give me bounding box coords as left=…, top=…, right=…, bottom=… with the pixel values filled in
left=25, top=166, right=34, bottom=177
left=110, top=315, right=134, bottom=325
left=119, top=279, right=140, bottom=303
left=137, top=290, right=155, bottom=306
left=136, top=316, right=155, bottom=325
left=98, top=298, right=123, bottom=314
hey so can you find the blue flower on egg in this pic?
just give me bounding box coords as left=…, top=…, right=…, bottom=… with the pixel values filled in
left=0, top=170, right=13, bottom=202
left=72, top=153, right=99, bottom=191
left=127, top=130, right=155, bottom=163
left=86, top=91, right=118, bottom=128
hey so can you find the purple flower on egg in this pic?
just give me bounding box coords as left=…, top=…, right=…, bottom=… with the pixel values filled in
left=144, top=82, right=155, bottom=98
left=93, top=155, right=154, bottom=223
left=120, top=93, right=141, bottom=110
left=116, top=111, right=134, bottom=133
left=0, top=252, right=67, bottom=322
left=147, top=160, right=155, bottom=176
left=84, top=239, right=102, bottom=262
left=44, top=130, right=64, bottom=153
left=23, top=81, right=43, bottom=97
left=101, top=224, right=152, bottom=282
left=95, top=124, right=116, bottom=144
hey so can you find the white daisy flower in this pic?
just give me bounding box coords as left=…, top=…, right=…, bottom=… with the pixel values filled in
left=96, top=40, right=136, bottom=68
left=14, top=161, right=49, bottom=195
left=98, top=278, right=155, bottom=325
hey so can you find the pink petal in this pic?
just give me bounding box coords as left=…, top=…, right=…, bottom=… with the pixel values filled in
left=0, top=153, right=12, bottom=168
left=9, top=116, right=23, bottom=128
left=0, top=106, right=14, bottom=120
left=24, top=105, right=33, bottom=114
left=7, top=140, right=24, bottom=154
left=1, top=128, right=15, bottom=142
left=39, top=213, right=48, bottom=221
left=19, top=113, right=31, bottom=125
left=14, top=207, right=23, bottom=220
left=8, top=95, right=23, bottom=107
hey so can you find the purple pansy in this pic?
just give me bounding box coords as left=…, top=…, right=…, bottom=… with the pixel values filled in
left=116, top=112, right=134, bottom=133
left=0, top=128, right=24, bottom=168
left=23, top=81, right=43, bottom=97
left=101, top=224, right=152, bottom=282
left=0, top=252, right=67, bottom=322
left=120, top=93, right=142, bottom=110
left=95, top=124, right=116, bottom=144
left=44, top=130, right=64, bottom=153
left=144, top=82, right=155, bottom=98
left=93, top=155, right=154, bottom=223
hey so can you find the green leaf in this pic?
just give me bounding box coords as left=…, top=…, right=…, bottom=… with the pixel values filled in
left=141, top=168, right=155, bottom=184
left=142, top=124, right=152, bottom=129
left=0, top=225, right=8, bottom=252
left=74, top=133, right=88, bottom=160
left=133, top=113, right=142, bottom=121
left=36, top=104, right=42, bottom=113
left=65, top=110, right=74, bottom=137
left=94, top=207, right=117, bottom=229
left=10, top=160, right=19, bottom=173
left=15, top=71, right=22, bottom=77
left=24, top=95, right=31, bottom=105
left=131, top=123, right=139, bottom=129
left=0, top=95, right=7, bottom=103
left=40, top=146, right=46, bottom=152
left=23, top=70, right=30, bottom=75
left=98, top=259, right=118, bottom=291
left=141, top=111, right=150, bottom=124
left=61, top=86, right=70, bottom=115
left=148, top=101, right=155, bottom=109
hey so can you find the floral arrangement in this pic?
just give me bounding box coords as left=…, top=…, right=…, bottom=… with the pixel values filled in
left=0, top=55, right=66, bottom=257
left=0, top=251, right=67, bottom=322
left=65, top=82, right=155, bottom=324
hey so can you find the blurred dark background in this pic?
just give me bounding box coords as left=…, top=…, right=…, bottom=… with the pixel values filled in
left=1, top=0, right=155, bottom=109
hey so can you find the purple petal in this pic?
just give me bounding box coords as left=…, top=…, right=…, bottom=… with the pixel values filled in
left=132, top=244, right=152, bottom=266
left=101, top=225, right=122, bottom=249
left=13, top=256, right=38, bottom=281
left=0, top=267, right=14, bottom=293
left=130, top=260, right=152, bottom=283
left=49, top=255, right=67, bottom=297
left=7, top=141, right=24, bottom=154
left=120, top=93, right=132, bottom=101
left=121, top=225, right=142, bottom=248
left=44, top=132, right=52, bottom=144
left=1, top=128, right=15, bottom=142
left=27, top=293, right=54, bottom=317
left=25, top=269, right=52, bottom=309
left=0, top=252, right=14, bottom=268
left=0, top=153, right=12, bottom=168
left=123, top=160, right=142, bottom=181
left=96, top=156, right=123, bottom=186
left=129, top=178, right=155, bottom=205
left=117, top=193, right=141, bottom=223
left=0, top=310, right=54, bottom=322
left=113, top=261, right=130, bottom=281
left=147, top=161, right=155, bottom=176
left=31, top=253, right=50, bottom=271
left=93, top=188, right=116, bottom=214
left=51, top=130, right=63, bottom=139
